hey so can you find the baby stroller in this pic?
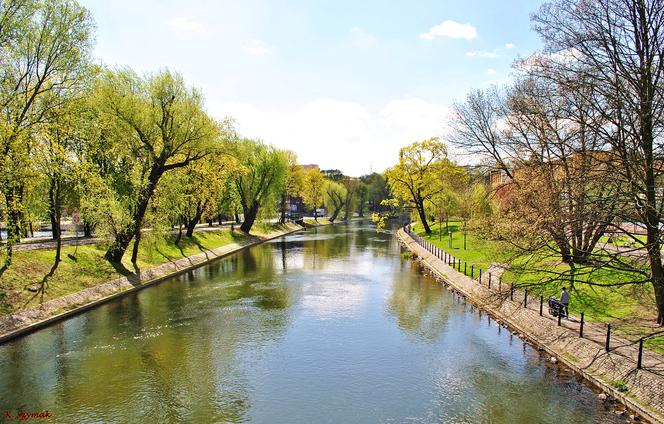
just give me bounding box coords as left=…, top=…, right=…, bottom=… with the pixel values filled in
left=548, top=296, right=568, bottom=318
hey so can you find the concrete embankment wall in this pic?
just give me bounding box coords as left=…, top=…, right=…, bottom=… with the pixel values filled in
left=0, top=223, right=304, bottom=344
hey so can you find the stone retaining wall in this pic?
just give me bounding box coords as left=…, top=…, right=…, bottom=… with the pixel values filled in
left=0, top=223, right=303, bottom=343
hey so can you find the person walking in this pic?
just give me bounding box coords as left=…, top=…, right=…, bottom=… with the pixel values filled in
left=560, top=287, right=570, bottom=318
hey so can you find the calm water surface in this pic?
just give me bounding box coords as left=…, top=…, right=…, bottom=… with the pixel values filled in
left=0, top=222, right=621, bottom=423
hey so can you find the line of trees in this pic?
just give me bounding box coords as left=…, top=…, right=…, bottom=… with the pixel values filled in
left=449, top=0, right=664, bottom=324
left=0, top=0, right=299, bottom=274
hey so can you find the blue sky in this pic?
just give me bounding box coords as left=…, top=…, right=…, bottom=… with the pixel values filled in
left=81, top=0, right=545, bottom=176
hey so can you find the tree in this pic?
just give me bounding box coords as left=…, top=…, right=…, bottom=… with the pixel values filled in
left=325, top=180, right=347, bottom=222
left=301, top=167, right=325, bottom=218
left=341, top=177, right=359, bottom=221
left=93, top=69, right=220, bottom=263
left=180, top=148, right=240, bottom=238
left=532, top=0, right=664, bottom=323
left=384, top=138, right=466, bottom=234
left=280, top=152, right=304, bottom=224
left=0, top=0, right=93, bottom=265
left=360, top=172, right=390, bottom=212
left=230, top=139, right=288, bottom=233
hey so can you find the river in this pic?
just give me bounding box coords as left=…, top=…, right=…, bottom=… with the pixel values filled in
left=0, top=221, right=622, bottom=423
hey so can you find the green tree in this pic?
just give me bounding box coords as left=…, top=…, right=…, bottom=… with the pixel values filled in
left=280, top=152, right=304, bottom=224
left=93, top=68, right=220, bottom=263
left=384, top=138, right=466, bottom=234
left=301, top=168, right=325, bottom=218
left=230, top=139, right=288, bottom=233
left=325, top=180, right=347, bottom=222
left=0, top=0, right=93, bottom=265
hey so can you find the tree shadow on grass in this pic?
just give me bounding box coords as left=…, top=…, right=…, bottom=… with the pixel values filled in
left=108, top=259, right=142, bottom=287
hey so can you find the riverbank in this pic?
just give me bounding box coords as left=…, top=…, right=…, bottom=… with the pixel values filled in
left=398, top=228, right=664, bottom=424
left=0, top=222, right=304, bottom=343
left=413, top=222, right=663, bottom=353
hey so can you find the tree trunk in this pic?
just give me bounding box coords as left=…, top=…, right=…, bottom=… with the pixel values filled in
left=415, top=201, right=432, bottom=234
left=105, top=165, right=162, bottom=263
left=279, top=194, right=287, bottom=224
left=48, top=178, right=62, bottom=268
left=329, top=204, right=343, bottom=222
left=240, top=202, right=259, bottom=233
left=186, top=202, right=205, bottom=237
left=3, top=188, right=22, bottom=264
left=83, top=220, right=93, bottom=237
left=175, top=218, right=183, bottom=244
left=130, top=224, right=141, bottom=264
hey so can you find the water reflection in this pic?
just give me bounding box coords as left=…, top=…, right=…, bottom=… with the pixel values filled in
left=0, top=221, right=621, bottom=423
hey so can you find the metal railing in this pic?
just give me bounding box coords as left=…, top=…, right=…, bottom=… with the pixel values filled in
left=402, top=224, right=662, bottom=372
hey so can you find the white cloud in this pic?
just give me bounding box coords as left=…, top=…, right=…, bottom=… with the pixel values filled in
left=505, top=43, right=515, bottom=49
left=420, top=20, right=478, bottom=40
left=487, top=68, right=496, bottom=75
left=164, top=17, right=206, bottom=33
left=466, top=50, right=498, bottom=58
left=243, top=40, right=268, bottom=56
left=209, top=97, right=452, bottom=176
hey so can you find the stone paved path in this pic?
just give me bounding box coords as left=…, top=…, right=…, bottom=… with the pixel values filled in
left=399, top=228, right=664, bottom=424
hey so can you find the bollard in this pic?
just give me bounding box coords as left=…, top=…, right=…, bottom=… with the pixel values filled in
left=488, top=273, right=492, bottom=289
left=580, top=313, right=584, bottom=338
left=464, top=262, right=467, bottom=276
left=539, top=295, right=543, bottom=316
left=471, top=265, right=474, bottom=278
left=499, top=279, right=502, bottom=292
left=479, top=269, right=482, bottom=284
left=558, top=311, right=562, bottom=326
left=524, top=289, right=528, bottom=308
left=605, top=324, right=611, bottom=352
left=637, top=338, right=644, bottom=369
left=510, top=284, right=514, bottom=301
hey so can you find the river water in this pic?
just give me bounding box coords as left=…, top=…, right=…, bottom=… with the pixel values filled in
left=0, top=221, right=622, bottom=423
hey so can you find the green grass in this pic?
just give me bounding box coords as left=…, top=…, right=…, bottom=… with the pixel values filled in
left=303, top=217, right=332, bottom=226
left=413, top=220, right=663, bottom=353
left=0, top=228, right=248, bottom=316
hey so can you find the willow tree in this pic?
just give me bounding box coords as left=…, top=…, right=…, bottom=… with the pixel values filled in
left=93, top=69, right=219, bottom=263
left=384, top=138, right=466, bottom=234
left=231, top=139, right=288, bottom=233
left=0, top=0, right=93, bottom=264
left=324, top=180, right=347, bottom=222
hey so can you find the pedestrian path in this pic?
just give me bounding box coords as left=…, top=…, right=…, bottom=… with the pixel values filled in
left=398, top=228, right=664, bottom=423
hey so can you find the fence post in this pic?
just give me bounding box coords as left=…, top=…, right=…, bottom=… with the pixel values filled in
left=479, top=269, right=482, bottom=284
left=524, top=289, right=528, bottom=308
left=637, top=338, right=644, bottom=369
left=464, top=262, right=467, bottom=276
left=539, top=295, right=543, bottom=316
left=510, top=284, right=514, bottom=301
left=471, top=265, right=474, bottom=278
left=605, top=324, right=611, bottom=352
left=558, top=311, right=562, bottom=326
left=488, top=273, right=492, bottom=289
left=580, top=313, right=584, bottom=338
left=499, top=279, right=502, bottom=293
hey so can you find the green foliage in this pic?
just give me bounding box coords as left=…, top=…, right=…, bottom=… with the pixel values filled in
left=301, top=168, right=325, bottom=211
left=230, top=138, right=288, bottom=232
left=384, top=138, right=467, bottom=233
left=611, top=380, right=629, bottom=393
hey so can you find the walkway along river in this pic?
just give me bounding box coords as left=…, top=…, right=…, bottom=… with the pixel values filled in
left=0, top=221, right=625, bottom=423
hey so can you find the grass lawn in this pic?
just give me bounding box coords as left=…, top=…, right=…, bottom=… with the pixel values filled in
left=0, top=228, right=250, bottom=316
left=413, top=220, right=663, bottom=352
left=302, top=217, right=333, bottom=226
